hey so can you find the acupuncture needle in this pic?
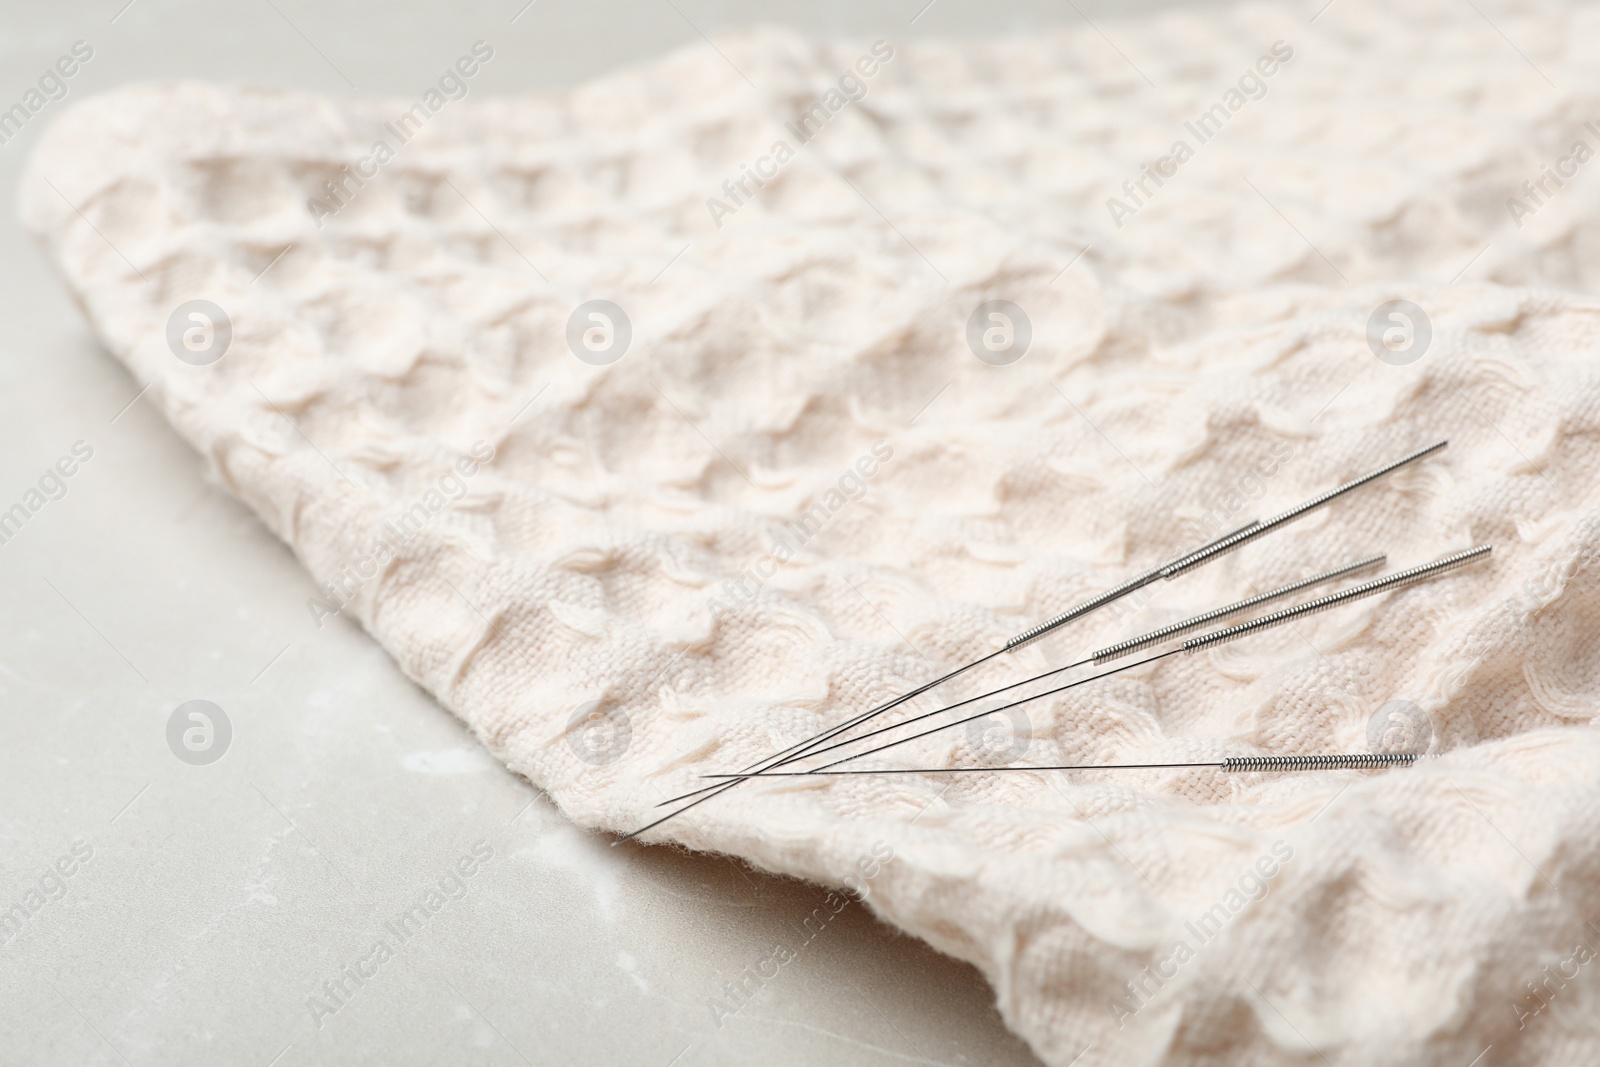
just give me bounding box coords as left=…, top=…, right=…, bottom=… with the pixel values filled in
left=720, top=444, right=1433, bottom=796
left=653, top=549, right=1383, bottom=809
left=700, top=752, right=1425, bottom=778
left=614, top=546, right=1483, bottom=844
left=799, top=545, right=1489, bottom=775
left=620, top=446, right=1453, bottom=844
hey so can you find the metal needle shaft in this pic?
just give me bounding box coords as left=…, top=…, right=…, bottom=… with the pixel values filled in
left=1158, top=439, right=1447, bottom=581
left=814, top=546, right=1488, bottom=773
left=700, top=752, right=1422, bottom=777
left=1004, top=520, right=1259, bottom=652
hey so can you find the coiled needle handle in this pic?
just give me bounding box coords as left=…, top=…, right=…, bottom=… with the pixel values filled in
left=1006, top=520, right=1259, bottom=652
left=1181, top=544, right=1490, bottom=654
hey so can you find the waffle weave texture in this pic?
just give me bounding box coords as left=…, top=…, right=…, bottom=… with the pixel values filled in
left=21, top=3, right=1600, bottom=1062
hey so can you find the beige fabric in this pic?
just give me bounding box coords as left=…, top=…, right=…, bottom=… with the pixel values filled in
left=21, top=3, right=1600, bottom=1063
